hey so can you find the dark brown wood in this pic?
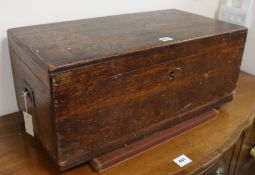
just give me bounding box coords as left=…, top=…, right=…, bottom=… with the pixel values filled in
left=227, top=132, right=244, bottom=175
left=8, top=50, right=57, bottom=161
left=7, top=9, right=248, bottom=170
left=90, top=109, right=218, bottom=172
left=8, top=36, right=50, bottom=88
left=0, top=72, right=255, bottom=174
left=232, top=117, right=255, bottom=175
left=198, top=147, right=234, bottom=175
left=7, top=9, right=247, bottom=72
left=238, top=159, right=255, bottom=175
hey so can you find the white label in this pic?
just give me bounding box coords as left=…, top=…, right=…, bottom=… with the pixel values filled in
left=159, top=37, right=174, bottom=42
left=23, top=111, right=34, bottom=137
left=173, top=154, right=192, bottom=167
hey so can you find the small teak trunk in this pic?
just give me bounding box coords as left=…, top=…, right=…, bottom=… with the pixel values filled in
left=7, top=9, right=247, bottom=170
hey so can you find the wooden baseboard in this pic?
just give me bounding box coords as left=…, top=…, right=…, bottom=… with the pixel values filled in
left=90, top=109, right=218, bottom=172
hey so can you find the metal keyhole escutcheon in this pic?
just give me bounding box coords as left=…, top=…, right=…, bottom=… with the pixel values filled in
left=168, top=71, right=174, bottom=80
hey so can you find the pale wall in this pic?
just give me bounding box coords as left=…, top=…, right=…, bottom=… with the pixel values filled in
left=241, top=8, right=255, bottom=75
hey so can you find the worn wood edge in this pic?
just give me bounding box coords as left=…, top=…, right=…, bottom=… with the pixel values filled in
left=187, top=107, right=255, bottom=175
left=89, top=109, right=218, bottom=172
left=7, top=32, right=49, bottom=72
left=7, top=20, right=247, bottom=75
left=7, top=33, right=51, bottom=89
left=54, top=94, right=233, bottom=171
left=7, top=112, right=59, bottom=167
left=48, top=29, right=248, bottom=74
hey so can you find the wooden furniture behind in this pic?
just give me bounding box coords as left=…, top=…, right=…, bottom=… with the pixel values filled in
left=1, top=72, right=255, bottom=175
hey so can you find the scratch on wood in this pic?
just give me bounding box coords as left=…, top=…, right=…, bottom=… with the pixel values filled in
left=113, top=73, right=122, bottom=79
left=232, top=89, right=237, bottom=98
left=204, top=71, right=212, bottom=82
left=174, top=103, right=192, bottom=115
left=175, top=67, right=183, bottom=71
left=59, top=160, right=68, bottom=167
left=52, top=78, right=58, bottom=86
left=182, top=103, right=192, bottom=111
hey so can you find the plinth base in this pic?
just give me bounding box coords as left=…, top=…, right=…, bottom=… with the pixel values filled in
left=90, top=109, right=218, bottom=172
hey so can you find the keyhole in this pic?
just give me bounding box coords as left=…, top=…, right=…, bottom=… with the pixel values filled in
left=168, top=71, right=174, bottom=80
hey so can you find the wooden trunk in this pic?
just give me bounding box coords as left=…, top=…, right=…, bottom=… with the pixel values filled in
left=7, top=9, right=247, bottom=170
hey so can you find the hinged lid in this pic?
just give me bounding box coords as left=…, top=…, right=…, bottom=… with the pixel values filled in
left=8, top=9, right=247, bottom=73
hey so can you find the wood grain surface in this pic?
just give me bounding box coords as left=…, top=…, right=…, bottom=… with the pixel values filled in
left=7, top=9, right=247, bottom=72
left=0, top=72, right=255, bottom=175
left=8, top=9, right=248, bottom=170
left=9, top=51, right=57, bottom=162
left=90, top=110, right=218, bottom=172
